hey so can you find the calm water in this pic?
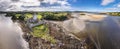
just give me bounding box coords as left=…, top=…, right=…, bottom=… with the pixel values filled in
left=0, top=14, right=29, bottom=49
left=85, top=16, right=120, bottom=49
left=62, top=13, right=120, bottom=49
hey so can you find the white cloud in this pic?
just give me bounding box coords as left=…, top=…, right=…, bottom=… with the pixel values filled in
left=105, top=8, right=120, bottom=12
left=101, top=0, right=115, bottom=6
left=0, top=0, right=72, bottom=11
left=42, top=0, right=61, bottom=4
left=104, top=3, right=120, bottom=12
left=117, top=4, right=120, bottom=7
left=106, top=8, right=118, bottom=10
left=23, top=6, right=71, bottom=11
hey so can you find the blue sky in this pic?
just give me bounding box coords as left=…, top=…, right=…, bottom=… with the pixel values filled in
left=69, top=0, right=120, bottom=12
left=0, top=0, right=120, bottom=12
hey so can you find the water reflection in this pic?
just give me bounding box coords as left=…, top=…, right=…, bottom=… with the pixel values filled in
left=0, top=14, right=29, bottom=49
left=86, top=15, right=120, bottom=49
left=59, top=13, right=120, bottom=49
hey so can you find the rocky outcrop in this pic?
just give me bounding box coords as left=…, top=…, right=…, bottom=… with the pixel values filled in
left=20, top=20, right=95, bottom=49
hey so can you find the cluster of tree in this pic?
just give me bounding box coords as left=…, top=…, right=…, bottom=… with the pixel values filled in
left=40, top=12, right=68, bottom=21
left=6, top=12, right=69, bottom=21
left=6, top=13, right=25, bottom=21
left=108, top=12, right=120, bottom=16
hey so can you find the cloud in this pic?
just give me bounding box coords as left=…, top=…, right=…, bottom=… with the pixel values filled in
left=104, top=3, right=120, bottom=12
left=0, top=0, right=11, bottom=11
left=117, top=3, right=120, bottom=7
left=0, top=0, right=72, bottom=11
left=101, top=0, right=115, bottom=6
left=106, top=8, right=118, bottom=10
left=105, top=8, right=120, bottom=12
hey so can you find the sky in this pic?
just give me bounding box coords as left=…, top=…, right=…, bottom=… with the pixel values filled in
left=0, top=0, right=120, bottom=12
left=70, top=0, right=120, bottom=12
